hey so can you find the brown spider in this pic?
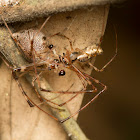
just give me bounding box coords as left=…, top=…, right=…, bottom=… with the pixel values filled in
left=0, top=14, right=117, bottom=123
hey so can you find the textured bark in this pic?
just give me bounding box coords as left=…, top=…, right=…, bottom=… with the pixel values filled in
left=0, top=0, right=123, bottom=23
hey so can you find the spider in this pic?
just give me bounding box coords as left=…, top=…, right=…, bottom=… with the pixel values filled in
left=0, top=13, right=117, bottom=123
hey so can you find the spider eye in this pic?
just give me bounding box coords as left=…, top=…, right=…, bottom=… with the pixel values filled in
left=48, top=44, right=53, bottom=49
left=59, top=70, right=65, bottom=76
left=54, top=59, right=59, bottom=63
left=42, top=36, right=46, bottom=40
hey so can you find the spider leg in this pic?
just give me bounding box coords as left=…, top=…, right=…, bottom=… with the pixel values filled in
left=89, top=26, right=118, bottom=72
left=12, top=71, right=59, bottom=121
left=28, top=16, right=51, bottom=89
left=58, top=71, right=87, bottom=107
left=60, top=67, right=107, bottom=123
left=39, top=64, right=98, bottom=110
left=33, top=16, right=51, bottom=39
left=39, top=62, right=97, bottom=94
left=47, top=32, right=74, bottom=51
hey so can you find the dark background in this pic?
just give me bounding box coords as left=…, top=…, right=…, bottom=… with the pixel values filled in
left=78, top=1, right=140, bottom=140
